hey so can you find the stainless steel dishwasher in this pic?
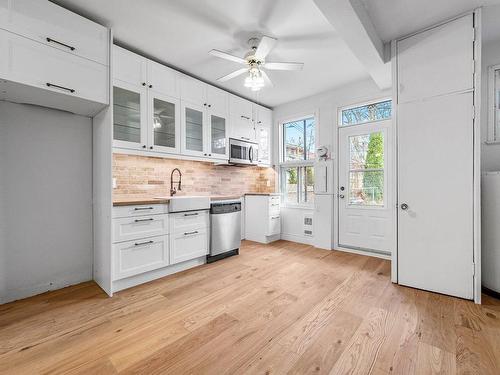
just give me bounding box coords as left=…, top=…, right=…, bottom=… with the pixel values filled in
left=208, top=201, right=241, bottom=263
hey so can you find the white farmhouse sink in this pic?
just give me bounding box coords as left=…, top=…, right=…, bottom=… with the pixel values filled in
left=163, top=196, right=210, bottom=213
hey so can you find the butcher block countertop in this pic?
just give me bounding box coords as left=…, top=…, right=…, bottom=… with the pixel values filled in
left=112, top=194, right=272, bottom=206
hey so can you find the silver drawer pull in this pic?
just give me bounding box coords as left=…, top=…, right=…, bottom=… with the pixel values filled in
left=271, top=204, right=279, bottom=206
left=271, top=216, right=280, bottom=219
left=134, top=218, right=154, bottom=223
left=46, top=37, right=75, bottom=51
left=46, top=82, right=75, bottom=93
left=240, top=115, right=250, bottom=120
left=184, top=231, right=199, bottom=236
left=134, top=240, right=154, bottom=246
left=184, top=212, right=199, bottom=217
left=134, top=207, right=154, bottom=210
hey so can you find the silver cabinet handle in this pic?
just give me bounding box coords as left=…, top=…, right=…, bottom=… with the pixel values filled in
left=134, top=240, right=154, bottom=246
left=134, top=207, right=154, bottom=210
left=184, top=212, right=199, bottom=216
left=46, top=37, right=75, bottom=51
left=46, top=83, right=75, bottom=93
left=134, top=218, right=154, bottom=223
left=271, top=216, right=280, bottom=220
left=271, top=203, right=279, bottom=206
left=184, top=231, right=199, bottom=236
left=241, top=115, right=250, bottom=120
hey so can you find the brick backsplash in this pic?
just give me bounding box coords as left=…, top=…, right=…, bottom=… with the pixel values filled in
left=113, top=154, right=277, bottom=198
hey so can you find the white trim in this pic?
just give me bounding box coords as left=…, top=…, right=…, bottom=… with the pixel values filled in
left=391, top=39, right=399, bottom=284
left=487, top=63, right=500, bottom=143
left=334, top=246, right=391, bottom=260
left=280, top=233, right=314, bottom=245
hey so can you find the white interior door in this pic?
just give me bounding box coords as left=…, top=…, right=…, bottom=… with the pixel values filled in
left=396, top=14, right=475, bottom=300
left=338, top=120, right=394, bottom=255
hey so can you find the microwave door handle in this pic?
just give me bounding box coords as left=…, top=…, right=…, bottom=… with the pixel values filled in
left=249, top=146, right=253, bottom=163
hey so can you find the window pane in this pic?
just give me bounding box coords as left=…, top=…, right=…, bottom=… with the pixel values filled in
left=305, top=118, right=316, bottom=160
left=349, top=132, right=384, bottom=170
left=284, top=121, right=305, bottom=161
left=153, top=98, right=176, bottom=148
left=349, top=171, right=384, bottom=206
left=113, top=86, right=141, bottom=143
left=341, top=100, right=392, bottom=126
left=284, top=167, right=298, bottom=204
left=302, top=166, right=315, bottom=204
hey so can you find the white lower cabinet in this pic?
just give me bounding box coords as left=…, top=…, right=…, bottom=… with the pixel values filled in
left=113, top=214, right=169, bottom=243
left=245, top=194, right=281, bottom=244
left=113, top=235, right=169, bottom=280
left=169, top=210, right=209, bottom=265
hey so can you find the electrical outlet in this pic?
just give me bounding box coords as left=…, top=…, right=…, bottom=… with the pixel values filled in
left=112, top=178, right=117, bottom=189
left=266, top=180, right=270, bottom=187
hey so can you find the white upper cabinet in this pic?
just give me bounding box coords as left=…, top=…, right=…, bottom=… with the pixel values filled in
left=230, top=95, right=256, bottom=142
left=206, top=85, right=228, bottom=115
left=254, top=105, right=272, bottom=128
left=0, top=0, right=109, bottom=66
left=147, top=60, right=178, bottom=98
left=180, top=75, right=206, bottom=106
left=113, top=46, right=147, bottom=87
left=254, top=105, right=272, bottom=166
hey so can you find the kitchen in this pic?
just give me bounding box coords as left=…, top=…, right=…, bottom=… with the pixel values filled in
left=1, top=0, right=500, bottom=373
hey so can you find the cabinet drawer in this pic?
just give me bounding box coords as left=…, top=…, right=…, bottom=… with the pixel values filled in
left=113, top=214, right=169, bottom=243
left=269, top=200, right=280, bottom=215
left=113, top=235, right=169, bottom=280
left=0, top=0, right=109, bottom=65
left=1, top=30, right=108, bottom=104
left=113, top=204, right=168, bottom=218
left=170, top=227, right=208, bottom=264
left=170, top=210, right=209, bottom=233
left=267, top=215, right=281, bottom=236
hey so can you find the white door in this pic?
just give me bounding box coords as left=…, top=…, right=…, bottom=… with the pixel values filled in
left=338, top=120, right=394, bottom=255
left=396, top=14, right=475, bottom=300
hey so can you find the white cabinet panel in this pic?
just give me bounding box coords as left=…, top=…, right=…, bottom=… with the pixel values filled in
left=170, top=227, right=208, bottom=264
left=0, top=0, right=109, bottom=65
left=113, top=45, right=147, bottom=86
left=113, top=214, right=169, bottom=243
left=113, top=235, right=169, bottom=280
left=206, top=86, right=228, bottom=114
left=230, top=95, right=255, bottom=142
left=397, top=15, right=474, bottom=103
left=148, top=60, right=178, bottom=97
left=257, top=125, right=271, bottom=166
left=180, top=75, right=206, bottom=105
left=170, top=210, right=209, bottom=232
left=268, top=215, right=281, bottom=236
left=2, top=30, right=108, bottom=104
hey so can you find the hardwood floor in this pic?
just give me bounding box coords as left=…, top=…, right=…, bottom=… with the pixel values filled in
left=1, top=240, right=499, bottom=374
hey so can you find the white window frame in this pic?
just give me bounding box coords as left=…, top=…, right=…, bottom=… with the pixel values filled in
left=487, top=63, right=500, bottom=144
left=279, top=113, right=316, bottom=208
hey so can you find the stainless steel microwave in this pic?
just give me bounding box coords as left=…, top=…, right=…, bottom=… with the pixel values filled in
left=229, top=138, right=259, bottom=165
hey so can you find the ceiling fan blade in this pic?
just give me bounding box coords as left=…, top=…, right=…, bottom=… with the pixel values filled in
left=217, top=68, right=248, bottom=82
left=255, top=36, right=277, bottom=60
left=260, top=70, right=273, bottom=87
left=209, top=50, right=247, bottom=64
left=264, top=62, right=304, bottom=71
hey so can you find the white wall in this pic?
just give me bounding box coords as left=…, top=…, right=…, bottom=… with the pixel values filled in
left=273, top=78, right=390, bottom=248
left=481, top=39, right=500, bottom=172
left=0, top=102, right=93, bottom=304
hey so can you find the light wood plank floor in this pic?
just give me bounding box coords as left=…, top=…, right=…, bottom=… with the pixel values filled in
left=1, top=240, right=499, bottom=374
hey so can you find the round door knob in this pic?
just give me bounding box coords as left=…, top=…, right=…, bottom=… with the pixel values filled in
left=149, top=146, right=153, bottom=150
left=339, top=194, right=345, bottom=199
left=142, top=145, right=146, bottom=148
left=142, top=82, right=146, bottom=86
left=149, top=84, right=152, bottom=88
left=400, top=203, right=409, bottom=210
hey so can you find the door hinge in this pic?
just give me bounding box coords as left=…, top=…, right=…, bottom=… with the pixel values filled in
left=472, top=59, right=476, bottom=75
left=472, top=262, right=476, bottom=277
left=472, top=27, right=476, bottom=42
left=472, top=105, right=475, bottom=120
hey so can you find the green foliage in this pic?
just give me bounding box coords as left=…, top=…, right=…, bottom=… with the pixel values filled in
left=288, top=168, right=297, bottom=184
left=363, top=133, right=384, bottom=202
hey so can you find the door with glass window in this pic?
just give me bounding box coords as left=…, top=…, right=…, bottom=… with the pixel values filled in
left=148, top=92, right=180, bottom=154
left=208, top=111, right=228, bottom=160
left=181, top=101, right=206, bottom=157
left=338, top=120, right=394, bottom=255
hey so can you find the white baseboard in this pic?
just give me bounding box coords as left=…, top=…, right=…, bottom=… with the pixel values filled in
left=335, top=246, right=391, bottom=260
left=1, top=271, right=91, bottom=305
left=280, top=233, right=314, bottom=245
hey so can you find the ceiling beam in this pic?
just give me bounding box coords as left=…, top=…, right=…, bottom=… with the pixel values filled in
left=313, top=0, right=391, bottom=89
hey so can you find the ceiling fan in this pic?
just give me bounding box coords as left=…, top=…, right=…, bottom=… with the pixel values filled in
left=209, top=36, right=304, bottom=91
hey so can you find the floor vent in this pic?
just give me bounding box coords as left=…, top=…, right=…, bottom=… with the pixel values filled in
left=303, top=214, right=313, bottom=237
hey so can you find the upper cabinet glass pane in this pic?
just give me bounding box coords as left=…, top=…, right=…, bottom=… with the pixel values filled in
left=210, top=115, right=226, bottom=155
left=153, top=98, right=176, bottom=149
left=113, top=86, right=141, bottom=143
left=341, top=100, right=392, bottom=126
left=185, top=107, right=203, bottom=152
left=258, top=126, right=270, bottom=162
left=283, top=117, right=315, bottom=162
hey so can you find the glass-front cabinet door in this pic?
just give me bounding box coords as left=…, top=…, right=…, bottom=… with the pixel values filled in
left=181, top=101, right=206, bottom=157
left=112, top=81, right=147, bottom=150
left=149, top=92, right=180, bottom=154
left=208, top=113, right=227, bottom=159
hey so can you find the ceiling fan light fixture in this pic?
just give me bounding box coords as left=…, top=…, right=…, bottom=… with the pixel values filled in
left=244, top=69, right=265, bottom=91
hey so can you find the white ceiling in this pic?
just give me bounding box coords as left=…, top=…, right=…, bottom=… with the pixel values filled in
left=52, top=0, right=370, bottom=108
left=360, top=0, right=500, bottom=43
